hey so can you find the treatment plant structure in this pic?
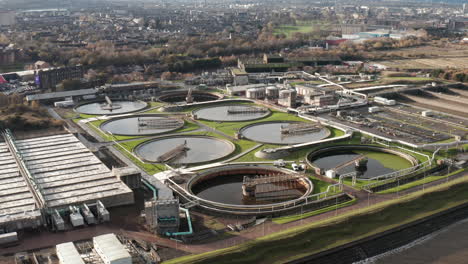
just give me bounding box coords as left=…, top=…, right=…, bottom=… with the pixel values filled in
left=3, top=71, right=467, bottom=263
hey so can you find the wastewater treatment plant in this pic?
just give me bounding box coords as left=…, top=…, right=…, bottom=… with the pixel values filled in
left=5, top=81, right=467, bottom=263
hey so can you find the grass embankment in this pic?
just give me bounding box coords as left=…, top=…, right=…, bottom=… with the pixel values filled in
left=273, top=198, right=357, bottom=224
left=164, top=175, right=468, bottom=264
left=378, top=168, right=467, bottom=194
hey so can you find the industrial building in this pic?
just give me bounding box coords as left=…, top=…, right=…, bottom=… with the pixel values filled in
left=56, top=242, right=85, bottom=264
left=246, top=87, right=266, bottom=99
left=296, top=85, right=337, bottom=106
left=36, top=66, right=84, bottom=91
left=0, top=132, right=134, bottom=232
left=93, top=233, right=132, bottom=264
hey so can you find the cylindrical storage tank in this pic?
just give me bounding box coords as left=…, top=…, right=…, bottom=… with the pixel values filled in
left=289, top=89, right=297, bottom=100
left=246, top=88, right=265, bottom=99
left=266, top=86, right=280, bottom=99
left=279, top=89, right=291, bottom=98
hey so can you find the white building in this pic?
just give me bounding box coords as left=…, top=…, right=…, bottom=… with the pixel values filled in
left=56, top=242, right=85, bottom=264
left=93, top=234, right=132, bottom=264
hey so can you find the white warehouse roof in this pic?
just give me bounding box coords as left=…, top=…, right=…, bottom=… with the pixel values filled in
left=56, top=242, right=85, bottom=264
left=93, top=233, right=131, bottom=264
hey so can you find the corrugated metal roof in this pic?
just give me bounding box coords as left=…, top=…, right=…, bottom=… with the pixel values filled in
left=25, top=88, right=97, bottom=101
left=93, top=233, right=131, bottom=262
left=56, top=242, right=85, bottom=264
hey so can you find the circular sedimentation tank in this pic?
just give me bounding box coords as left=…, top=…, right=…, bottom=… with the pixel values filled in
left=100, top=115, right=184, bottom=136
left=187, top=165, right=312, bottom=206
left=74, top=100, right=147, bottom=115
left=158, top=91, right=221, bottom=104
left=193, top=104, right=270, bottom=122
left=240, top=121, right=330, bottom=145
left=307, top=145, right=417, bottom=179
left=134, top=135, right=235, bottom=164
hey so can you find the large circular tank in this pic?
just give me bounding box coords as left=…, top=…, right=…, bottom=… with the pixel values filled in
left=266, top=86, right=280, bottom=99
left=100, top=115, right=184, bottom=136
left=193, top=104, right=270, bottom=122
left=240, top=121, right=330, bottom=145
left=135, top=136, right=235, bottom=164
left=307, top=145, right=417, bottom=179
left=74, top=100, right=147, bottom=115
left=187, top=165, right=312, bottom=206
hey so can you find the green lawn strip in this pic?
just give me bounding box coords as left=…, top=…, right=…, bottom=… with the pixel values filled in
left=163, top=176, right=468, bottom=264
left=434, top=138, right=456, bottom=144
left=142, top=108, right=164, bottom=114
left=378, top=168, right=467, bottom=194
left=148, top=101, right=166, bottom=108
left=72, top=113, right=97, bottom=123
left=272, top=198, right=357, bottom=224
left=176, top=120, right=200, bottom=133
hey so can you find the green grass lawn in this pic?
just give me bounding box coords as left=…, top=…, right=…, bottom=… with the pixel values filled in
left=164, top=175, right=468, bottom=264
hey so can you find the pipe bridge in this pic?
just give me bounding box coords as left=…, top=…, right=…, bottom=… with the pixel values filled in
left=333, top=155, right=367, bottom=172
